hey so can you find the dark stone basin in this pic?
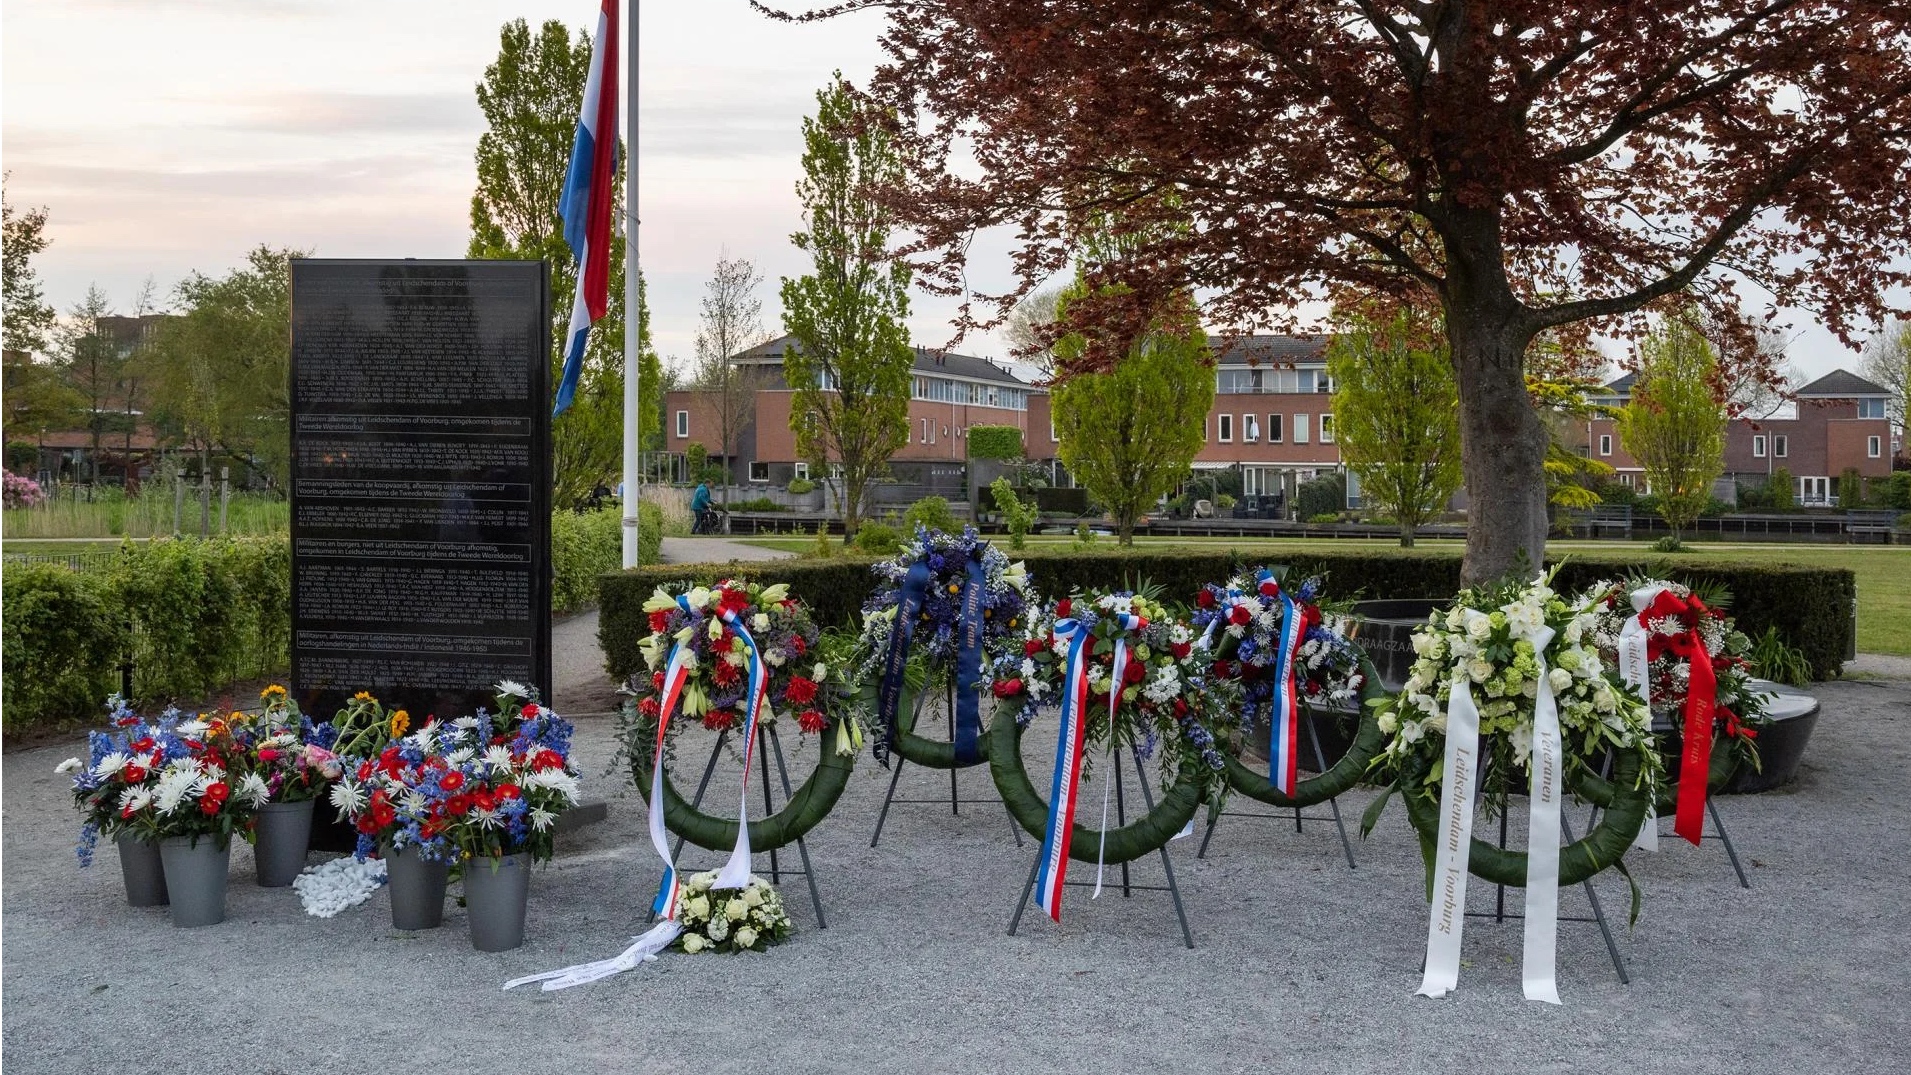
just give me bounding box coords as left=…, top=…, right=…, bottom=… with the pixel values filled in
left=1344, top=599, right=1445, bottom=693
left=1725, top=680, right=1820, bottom=793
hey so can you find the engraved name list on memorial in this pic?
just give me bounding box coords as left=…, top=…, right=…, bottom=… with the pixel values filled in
left=290, top=261, right=550, bottom=718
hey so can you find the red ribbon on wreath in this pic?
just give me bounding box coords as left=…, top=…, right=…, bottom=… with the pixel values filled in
left=1641, top=590, right=1715, bottom=846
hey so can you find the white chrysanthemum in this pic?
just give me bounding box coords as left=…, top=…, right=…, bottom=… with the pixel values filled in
left=329, top=775, right=367, bottom=816
left=496, top=680, right=530, bottom=698
left=525, top=768, right=580, bottom=803
left=1167, top=623, right=1192, bottom=645
left=453, top=716, right=481, bottom=731
left=237, top=772, right=271, bottom=807
left=55, top=757, right=82, bottom=775
left=446, top=747, right=475, bottom=767
left=529, top=806, right=557, bottom=831
left=118, top=785, right=155, bottom=813
left=401, top=789, right=430, bottom=815
left=91, top=752, right=131, bottom=779
left=484, top=745, right=514, bottom=771
left=153, top=767, right=201, bottom=814
left=472, top=807, right=504, bottom=830
left=175, top=719, right=210, bottom=737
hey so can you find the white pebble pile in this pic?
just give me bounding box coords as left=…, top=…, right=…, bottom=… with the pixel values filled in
left=291, top=856, right=388, bottom=918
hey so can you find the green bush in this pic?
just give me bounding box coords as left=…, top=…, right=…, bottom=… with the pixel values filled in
left=1881, top=472, right=1911, bottom=510
left=551, top=505, right=647, bottom=614
left=1735, top=480, right=1774, bottom=511
left=2, top=562, right=127, bottom=727
left=730, top=497, right=785, bottom=513
left=1768, top=467, right=1796, bottom=511
left=787, top=478, right=816, bottom=495
left=853, top=521, right=903, bottom=555
left=902, top=495, right=957, bottom=534
left=990, top=477, right=1039, bottom=550
left=597, top=547, right=1855, bottom=682
left=1838, top=468, right=1864, bottom=509
left=966, top=425, right=1024, bottom=460
left=1307, top=512, right=1341, bottom=524
left=1297, top=473, right=1346, bottom=520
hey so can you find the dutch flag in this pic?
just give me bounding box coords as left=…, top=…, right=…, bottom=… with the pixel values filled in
left=554, top=0, right=620, bottom=416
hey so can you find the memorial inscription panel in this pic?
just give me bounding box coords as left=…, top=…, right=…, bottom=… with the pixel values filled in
left=290, top=259, right=551, bottom=721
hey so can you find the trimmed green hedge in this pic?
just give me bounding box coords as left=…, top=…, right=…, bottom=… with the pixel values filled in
left=3, top=538, right=291, bottom=730
left=552, top=502, right=662, bottom=614
left=597, top=547, right=1854, bottom=681
left=966, top=425, right=1024, bottom=460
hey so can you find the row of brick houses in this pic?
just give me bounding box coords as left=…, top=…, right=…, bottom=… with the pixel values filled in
left=666, top=333, right=1898, bottom=512
left=1584, top=369, right=1897, bottom=506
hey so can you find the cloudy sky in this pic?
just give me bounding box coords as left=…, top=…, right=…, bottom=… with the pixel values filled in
left=0, top=0, right=1892, bottom=382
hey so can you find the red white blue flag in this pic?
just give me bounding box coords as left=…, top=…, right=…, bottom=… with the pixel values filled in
left=554, top=0, right=619, bottom=416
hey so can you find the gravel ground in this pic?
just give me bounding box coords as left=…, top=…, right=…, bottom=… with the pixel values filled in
left=5, top=678, right=1908, bottom=1075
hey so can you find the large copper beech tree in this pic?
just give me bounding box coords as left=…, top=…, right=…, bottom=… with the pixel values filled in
left=766, top=1, right=1911, bottom=582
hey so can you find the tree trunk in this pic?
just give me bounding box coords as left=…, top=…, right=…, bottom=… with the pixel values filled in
left=1398, top=523, right=1416, bottom=549
left=840, top=469, right=862, bottom=543
left=1442, top=221, right=1548, bottom=586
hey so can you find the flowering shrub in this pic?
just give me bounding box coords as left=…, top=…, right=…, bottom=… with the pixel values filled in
left=3, top=471, right=46, bottom=509
left=993, top=589, right=1237, bottom=784
left=1190, top=569, right=1364, bottom=715
left=631, top=579, right=834, bottom=739
left=329, top=684, right=580, bottom=863
left=1372, top=573, right=1658, bottom=809
left=673, top=872, right=793, bottom=954
left=59, top=697, right=264, bottom=854
left=1585, top=578, right=1771, bottom=772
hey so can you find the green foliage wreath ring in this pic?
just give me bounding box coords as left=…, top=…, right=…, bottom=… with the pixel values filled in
left=1397, top=745, right=1654, bottom=888
left=885, top=672, right=991, bottom=770
left=987, top=710, right=1208, bottom=865
left=629, top=715, right=855, bottom=854
left=1575, top=733, right=1738, bottom=816
left=1222, top=655, right=1389, bottom=808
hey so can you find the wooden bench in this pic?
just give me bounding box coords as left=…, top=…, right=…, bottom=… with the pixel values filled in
left=1584, top=504, right=1633, bottom=539
left=1846, top=509, right=1899, bottom=544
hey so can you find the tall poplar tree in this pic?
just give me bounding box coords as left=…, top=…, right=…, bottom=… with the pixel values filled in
left=1617, top=314, right=1727, bottom=544
left=779, top=75, right=913, bottom=541
left=468, top=17, right=662, bottom=507
left=1325, top=306, right=1463, bottom=547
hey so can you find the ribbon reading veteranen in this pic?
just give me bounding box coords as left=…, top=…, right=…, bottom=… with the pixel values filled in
left=1261, top=570, right=1305, bottom=797
left=1033, top=619, right=1092, bottom=921
left=1617, top=586, right=1665, bottom=853
left=1417, top=615, right=1565, bottom=1005
left=873, top=550, right=991, bottom=766
left=1637, top=588, right=1717, bottom=846
left=505, top=598, right=772, bottom=991
left=1091, top=610, right=1147, bottom=898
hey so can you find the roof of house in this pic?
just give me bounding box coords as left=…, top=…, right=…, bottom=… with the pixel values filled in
left=1599, top=372, right=1637, bottom=397
left=1211, top=335, right=1332, bottom=365
left=735, top=333, right=1029, bottom=386
left=1794, top=369, right=1890, bottom=398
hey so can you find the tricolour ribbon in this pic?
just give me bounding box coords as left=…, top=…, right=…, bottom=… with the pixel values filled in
left=1617, top=586, right=1664, bottom=853
left=1034, top=619, right=1091, bottom=922
left=505, top=592, right=770, bottom=991
left=1263, top=570, right=1304, bottom=797
left=1092, top=612, right=1146, bottom=898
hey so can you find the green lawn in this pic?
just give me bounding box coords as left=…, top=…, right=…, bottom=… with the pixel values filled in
left=739, top=535, right=1911, bottom=656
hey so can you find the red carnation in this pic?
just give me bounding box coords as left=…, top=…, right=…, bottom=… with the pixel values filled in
left=532, top=749, right=566, bottom=771
left=798, top=709, right=827, bottom=734
left=1171, top=642, right=1191, bottom=660
left=258, top=748, right=281, bottom=763
left=1173, top=698, right=1189, bottom=716
left=1122, top=658, right=1147, bottom=684
left=785, top=676, right=818, bottom=705
left=439, top=771, right=465, bottom=793
left=445, top=794, right=470, bottom=817
left=1025, top=638, right=1044, bottom=657
left=712, top=659, right=742, bottom=688
left=521, top=702, right=540, bottom=718
left=473, top=790, right=498, bottom=813
left=638, top=697, right=661, bottom=718
left=1196, top=589, right=1215, bottom=609
left=791, top=635, right=807, bottom=656
left=1260, top=579, right=1280, bottom=597
left=718, top=587, right=752, bottom=615
left=1212, top=660, right=1235, bottom=679
left=652, top=670, right=666, bottom=690
left=649, top=609, right=671, bottom=634
left=1229, top=605, right=1252, bottom=626
left=122, top=765, right=148, bottom=784
left=1055, top=598, right=1072, bottom=619
left=131, top=737, right=155, bottom=753
left=993, top=678, right=1024, bottom=698
left=702, top=709, right=737, bottom=732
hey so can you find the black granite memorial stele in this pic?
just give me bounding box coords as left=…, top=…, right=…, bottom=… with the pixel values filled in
left=289, top=259, right=552, bottom=723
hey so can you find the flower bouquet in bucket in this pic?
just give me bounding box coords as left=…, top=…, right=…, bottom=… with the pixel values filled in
left=59, top=697, right=187, bottom=907
left=330, top=684, right=580, bottom=946
left=228, top=686, right=342, bottom=887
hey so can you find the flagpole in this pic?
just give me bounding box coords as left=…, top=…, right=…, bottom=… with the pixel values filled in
left=620, top=0, right=641, bottom=569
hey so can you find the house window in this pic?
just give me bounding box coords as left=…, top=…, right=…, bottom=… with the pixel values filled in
left=920, top=418, right=930, bottom=444
left=748, top=462, right=769, bottom=483
left=1320, top=414, right=1334, bottom=444
left=1267, top=413, right=1283, bottom=443
left=1775, top=435, right=1788, bottom=458
left=1050, top=419, right=1059, bottom=443
left=1798, top=475, right=1829, bottom=505
left=793, top=462, right=809, bottom=480
left=1859, top=398, right=1886, bottom=419
left=1870, top=436, right=1883, bottom=458
left=1599, top=434, right=1613, bottom=457
left=1752, top=435, right=1766, bottom=458
left=1242, top=415, right=1258, bottom=443
left=1293, top=414, right=1309, bottom=444
left=675, top=410, right=689, bottom=438
left=1217, top=414, right=1232, bottom=443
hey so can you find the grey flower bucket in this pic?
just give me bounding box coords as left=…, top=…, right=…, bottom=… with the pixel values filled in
left=253, top=799, right=315, bottom=887
left=385, top=844, right=450, bottom=931
left=116, top=833, right=169, bottom=907
left=463, top=852, right=530, bottom=952
left=159, top=835, right=231, bottom=928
